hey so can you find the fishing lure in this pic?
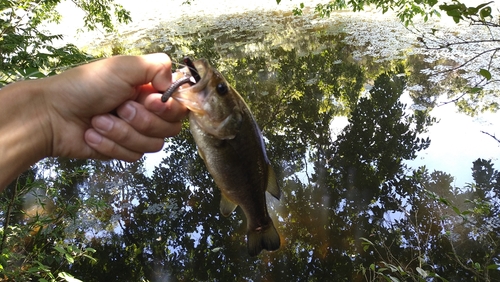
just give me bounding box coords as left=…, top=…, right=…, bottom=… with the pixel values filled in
left=161, top=57, right=200, bottom=103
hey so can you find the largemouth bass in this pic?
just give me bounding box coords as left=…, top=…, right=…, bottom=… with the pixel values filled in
left=167, top=58, right=281, bottom=256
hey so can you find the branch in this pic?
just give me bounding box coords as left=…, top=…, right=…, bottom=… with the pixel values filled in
left=0, top=177, right=19, bottom=252
left=430, top=47, right=500, bottom=75
left=481, top=130, right=500, bottom=144
left=425, top=46, right=498, bottom=107
left=436, top=92, right=469, bottom=107
left=424, top=39, right=500, bottom=50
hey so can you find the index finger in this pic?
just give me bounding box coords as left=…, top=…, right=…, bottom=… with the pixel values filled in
left=107, top=53, right=173, bottom=93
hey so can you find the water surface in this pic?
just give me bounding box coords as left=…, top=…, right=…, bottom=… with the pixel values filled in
left=33, top=3, right=500, bottom=281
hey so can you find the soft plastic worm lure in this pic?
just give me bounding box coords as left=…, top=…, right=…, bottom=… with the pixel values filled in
left=161, top=76, right=194, bottom=102
left=161, top=57, right=201, bottom=103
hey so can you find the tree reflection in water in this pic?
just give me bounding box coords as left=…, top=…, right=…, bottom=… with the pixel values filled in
left=2, top=13, right=500, bottom=282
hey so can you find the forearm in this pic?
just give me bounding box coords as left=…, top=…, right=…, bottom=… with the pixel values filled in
left=0, top=79, right=51, bottom=190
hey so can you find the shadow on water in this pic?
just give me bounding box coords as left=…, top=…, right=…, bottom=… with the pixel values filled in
left=3, top=8, right=500, bottom=282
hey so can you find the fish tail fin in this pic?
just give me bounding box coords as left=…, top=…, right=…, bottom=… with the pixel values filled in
left=247, top=222, right=280, bottom=256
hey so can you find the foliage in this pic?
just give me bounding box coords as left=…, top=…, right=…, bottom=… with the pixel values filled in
left=286, top=0, right=500, bottom=115
left=415, top=1, right=500, bottom=115
left=0, top=0, right=131, bottom=85
left=439, top=1, right=494, bottom=24
left=287, top=0, right=442, bottom=26
left=0, top=0, right=131, bottom=280
left=286, top=0, right=494, bottom=26
left=359, top=161, right=500, bottom=281
left=0, top=170, right=96, bottom=281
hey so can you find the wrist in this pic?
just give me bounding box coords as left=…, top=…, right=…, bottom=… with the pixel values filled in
left=0, top=79, right=53, bottom=189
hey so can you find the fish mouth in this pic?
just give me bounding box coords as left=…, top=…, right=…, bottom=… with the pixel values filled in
left=170, top=59, right=212, bottom=114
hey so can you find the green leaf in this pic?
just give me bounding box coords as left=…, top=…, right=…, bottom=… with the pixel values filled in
left=465, top=7, right=478, bottom=15
left=480, top=7, right=492, bottom=19
left=438, top=197, right=451, bottom=206
left=211, top=247, right=222, bottom=253
left=54, top=246, right=66, bottom=254
left=58, top=272, right=83, bottom=282
left=486, top=263, right=499, bottom=270
left=479, top=69, right=492, bottom=80
left=83, top=254, right=98, bottom=263
left=477, top=2, right=494, bottom=10
left=65, top=253, right=75, bottom=264
left=360, top=237, right=374, bottom=245
left=388, top=275, right=400, bottom=282
left=469, top=87, right=483, bottom=93
left=416, top=267, right=428, bottom=278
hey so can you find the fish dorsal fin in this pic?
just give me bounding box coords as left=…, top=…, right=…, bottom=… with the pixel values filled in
left=266, top=165, right=281, bottom=200
left=220, top=194, right=238, bottom=217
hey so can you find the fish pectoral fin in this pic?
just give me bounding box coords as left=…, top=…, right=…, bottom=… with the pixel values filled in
left=220, top=195, right=238, bottom=217
left=266, top=165, right=281, bottom=200
left=196, top=147, right=205, bottom=161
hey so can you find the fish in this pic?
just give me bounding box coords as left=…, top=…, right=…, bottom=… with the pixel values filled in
left=166, top=58, right=281, bottom=256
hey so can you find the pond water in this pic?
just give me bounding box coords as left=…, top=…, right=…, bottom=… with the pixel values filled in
left=37, top=1, right=500, bottom=281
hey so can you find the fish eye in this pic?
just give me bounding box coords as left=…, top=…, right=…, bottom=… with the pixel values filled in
left=216, top=82, right=228, bottom=95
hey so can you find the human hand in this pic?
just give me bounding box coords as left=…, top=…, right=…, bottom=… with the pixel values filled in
left=40, top=53, right=188, bottom=161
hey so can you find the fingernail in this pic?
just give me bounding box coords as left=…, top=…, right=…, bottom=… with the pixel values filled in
left=120, top=103, right=137, bottom=122
left=94, top=115, right=114, bottom=132
left=86, top=130, right=103, bottom=144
